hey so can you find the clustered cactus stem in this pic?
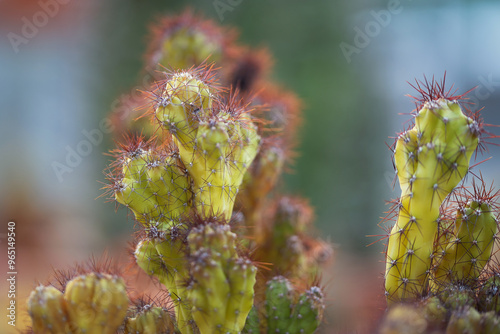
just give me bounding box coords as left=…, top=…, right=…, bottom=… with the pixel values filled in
left=380, top=75, right=500, bottom=333
left=27, top=9, right=329, bottom=334
left=385, top=92, right=480, bottom=301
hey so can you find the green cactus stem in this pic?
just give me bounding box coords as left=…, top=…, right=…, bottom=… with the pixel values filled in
left=112, top=140, right=191, bottom=228
left=146, top=10, right=233, bottom=70
left=261, top=276, right=324, bottom=334
left=432, top=200, right=497, bottom=288
left=186, top=222, right=256, bottom=334
left=124, top=305, right=176, bottom=334
left=63, top=273, right=129, bottom=334
left=385, top=96, right=479, bottom=302
left=241, top=306, right=260, bottom=334
left=134, top=226, right=195, bottom=334
left=28, top=273, right=129, bottom=334
left=154, top=68, right=260, bottom=220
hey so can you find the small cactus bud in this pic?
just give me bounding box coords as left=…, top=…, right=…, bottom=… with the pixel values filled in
left=288, top=286, right=325, bottom=334
left=445, top=306, right=481, bottom=334
left=125, top=305, right=176, bottom=334
left=146, top=10, right=234, bottom=70
left=433, top=199, right=497, bottom=287
left=64, top=273, right=129, bottom=334
left=27, top=285, right=71, bottom=334
left=420, top=296, right=447, bottom=330
left=440, top=284, right=476, bottom=310
left=480, top=311, right=500, bottom=334
left=379, top=303, right=428, bottom=334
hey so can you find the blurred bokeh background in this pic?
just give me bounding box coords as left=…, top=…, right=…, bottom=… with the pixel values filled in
left=1, top=0, right=500, bottom=333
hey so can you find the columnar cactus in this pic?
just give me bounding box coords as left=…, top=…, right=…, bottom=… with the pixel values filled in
left=380, top=76, right=500, bottom=333
left=385, top=80, right=481, bottom=302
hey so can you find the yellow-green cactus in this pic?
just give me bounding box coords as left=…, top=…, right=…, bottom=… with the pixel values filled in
left=379, top=303, right=428, bottom=334
left=385, top=97, right=479, bottom=302
left=28, top=286, right=72, bottom=334
left=28, top=273, right=129, bottom=334
left=155, top=68, right=260, bottom=220
left=432, top=200, right=497, bottom=288
left=134, top=228, right=195, bottom=334
left=64, top=273, right=129, bottom=334
left=241, top=306, right=260, bottom=334
left=112, top=141, right=191, bottom=228
left=480, top=311, right=500, bottom=334
left=255, top=276, right=324, bottom=334
left=146, top=11, right=232, bottom=70
left=124, top=305, right=176, bottom=334
left=445, top=306, right=481, bottom=334
left=186, top=223, right=256, bottom=334
left=254, top=196, right=320, bottom=281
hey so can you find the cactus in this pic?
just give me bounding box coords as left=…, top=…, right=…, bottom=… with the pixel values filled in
left=385, top=93, right=480, bottom=301
left=383, top=75, right=497, bottom=302
left=187, top=223, right=256, bottom=333
left=446, top=306, right=481, bottom=334
left=28, top=10, right=331, bottom=334
left=145, top=10, right=234, bottom=71
left=243, top=276, right=324, bottom=334
left=153, top=67, right=261, bottom=220
left=28, top=286, right=72, bottom=334
left=28, top=271, right=129, bottom=334
left=124, top=296, right=177, bottom=334
left=111, top=138, right=192, bottom=227
left=478, top=273, right=500, bottom=313
left=432, top=198, right=497, bottom=288
left=379, top=75, right=500, bottom=333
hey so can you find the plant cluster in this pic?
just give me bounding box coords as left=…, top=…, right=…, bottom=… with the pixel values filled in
left=26, top=10, right=330, bottom=334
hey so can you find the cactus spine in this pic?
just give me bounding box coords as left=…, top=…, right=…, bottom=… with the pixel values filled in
left=385, top=98, right=479, bottom=302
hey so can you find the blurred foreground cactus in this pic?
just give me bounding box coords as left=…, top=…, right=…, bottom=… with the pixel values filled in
left=379, top=76, right=500, bottom=333
left=27, top=10, right=330, bottom=334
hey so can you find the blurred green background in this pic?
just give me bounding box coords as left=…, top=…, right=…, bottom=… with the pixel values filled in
left=2, top=0, right=500, bottom=332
